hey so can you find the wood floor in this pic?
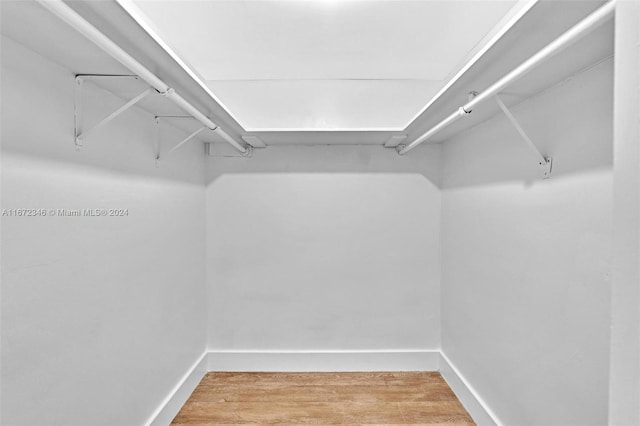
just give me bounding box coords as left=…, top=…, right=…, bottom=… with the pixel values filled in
left=171, top=372, right=475, bottom=425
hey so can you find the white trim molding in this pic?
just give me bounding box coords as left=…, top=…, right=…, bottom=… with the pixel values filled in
left=147, top=350, right=499, bottom=426
left=439, top=352, right=501, bottom=426
left=207, top=349, right=440, bottom=372
left=146, top=352, right=208, bottom=426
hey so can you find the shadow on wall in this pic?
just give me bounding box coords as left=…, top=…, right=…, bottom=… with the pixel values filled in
left=441, top=58, right=613, bottom=190
left=204, top=144, right=442, bottom=188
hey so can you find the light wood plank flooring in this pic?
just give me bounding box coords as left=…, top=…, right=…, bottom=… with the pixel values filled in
left=172, top=372, right=475, bottom=425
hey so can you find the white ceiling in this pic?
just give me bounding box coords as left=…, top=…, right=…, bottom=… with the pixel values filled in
left=124, top=0, right=524, bottom=131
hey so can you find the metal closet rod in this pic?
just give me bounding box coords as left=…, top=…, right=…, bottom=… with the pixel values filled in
left=399, top=0, right=616, bottom=155
left=37, top=0, right=247, bottom=154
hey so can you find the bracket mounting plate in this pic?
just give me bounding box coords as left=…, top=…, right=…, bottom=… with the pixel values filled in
left=205, top=143, right=253, bottom=158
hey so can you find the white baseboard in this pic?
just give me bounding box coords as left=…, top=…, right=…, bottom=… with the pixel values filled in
left=147, top=350, right=497, bottom=426
left=207, top=350, right=440, bottom=372
left=438, top=351, right=500, bottom=426
left=146, top=351, right=208, bottom=426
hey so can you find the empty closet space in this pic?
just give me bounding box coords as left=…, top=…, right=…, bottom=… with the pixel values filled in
left=1, top=1, right=639, bottom=426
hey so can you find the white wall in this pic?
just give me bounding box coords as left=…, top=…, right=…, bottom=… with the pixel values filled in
left=205, top=145, right=442, bottom=354
left=609, top=2, right=640, bottom=424
left=441, top=60, right=613, bottom=425
left=1, top=36, right=207, bottom=425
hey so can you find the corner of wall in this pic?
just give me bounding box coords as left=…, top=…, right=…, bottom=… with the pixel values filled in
left=438, top=352, right=500, bottom=426
left=146, top=352, right=208, bottom=426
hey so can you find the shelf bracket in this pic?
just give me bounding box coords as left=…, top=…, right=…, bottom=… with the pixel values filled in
left=154, top=116, right=208, bottom=163
left=495, top=95, right=552, bottom=179
left=74, top=75, right=152, bottom=148
left=155, top=116, right=228, bottom=164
